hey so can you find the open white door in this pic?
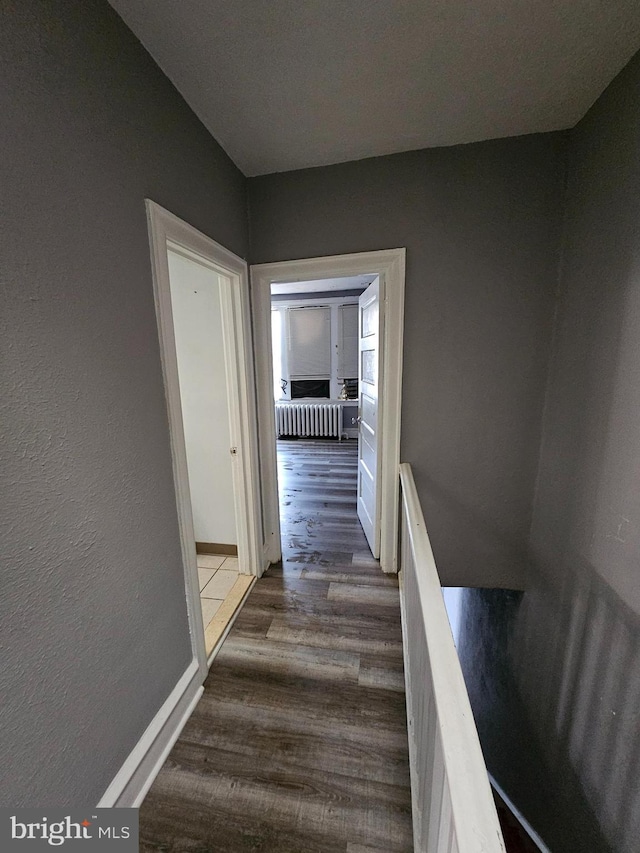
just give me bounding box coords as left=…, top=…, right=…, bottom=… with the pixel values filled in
left=357, top=276, right=383, bottom=557
left=146, top=200, right=264, bottom=676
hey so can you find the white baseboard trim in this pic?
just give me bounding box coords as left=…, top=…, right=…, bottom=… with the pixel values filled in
left=97, top=658, right=203, bottom=808
left=342, top=428, right=358, bottom=440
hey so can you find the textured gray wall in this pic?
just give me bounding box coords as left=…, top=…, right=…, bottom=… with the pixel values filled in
left=512, top=50, right=640, bottom=852
left=0, top=0, right=247, bottom=806
left=448, top=587, right=611, bottom=852
left=248, top=134, right=566, bottom=587
left=530, top=49, right=640, bottom=615
left=446, top=582, right=621, bottom=851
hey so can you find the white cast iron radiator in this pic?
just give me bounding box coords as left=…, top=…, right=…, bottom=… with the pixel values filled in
left=275, top=402, right=343, bottom=440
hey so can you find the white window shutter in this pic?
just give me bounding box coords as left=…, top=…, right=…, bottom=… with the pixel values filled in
left=287, top=306, right=331, bottom=376
left=338, top=304, right=358, bottom=378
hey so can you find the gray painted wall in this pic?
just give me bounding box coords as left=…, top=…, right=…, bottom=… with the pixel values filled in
left=5, top=2, right=638, bottom=837
left=0, top=0, right=247, bottom=806
left=248, top=134, right=566, bottom=587
left=511, top=50, right=640, bottom=852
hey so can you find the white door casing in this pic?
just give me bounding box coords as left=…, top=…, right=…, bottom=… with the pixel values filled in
left=357, top=276, right=383, bottom=557
left=146, top=200, right=264, bottom=680
left=250, top=249, right=405, bottom=573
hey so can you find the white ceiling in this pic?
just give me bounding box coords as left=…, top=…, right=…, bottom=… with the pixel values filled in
left=271, top=276, right=375, bottom=296
left=109, top=0, right=640, bottom=176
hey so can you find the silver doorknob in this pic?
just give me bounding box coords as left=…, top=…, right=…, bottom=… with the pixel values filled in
left=351, top=417, right=361, bottom=425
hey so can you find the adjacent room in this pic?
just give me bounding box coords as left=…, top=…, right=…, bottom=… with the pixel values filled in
left=166, top=247, right=253, bottom=656
left=270, top=276, right=366, bottom=566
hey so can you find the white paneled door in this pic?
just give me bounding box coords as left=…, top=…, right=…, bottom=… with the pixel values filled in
left=357, top=276, right=383, bottom=557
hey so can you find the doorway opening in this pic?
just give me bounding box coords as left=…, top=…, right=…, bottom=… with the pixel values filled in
left=146, top=201, right=262, bottom=675
left=251, top=250, right=406, bottom=574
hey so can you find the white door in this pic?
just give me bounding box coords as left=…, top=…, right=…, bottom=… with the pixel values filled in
left=357, top=276, right=383, bottom=557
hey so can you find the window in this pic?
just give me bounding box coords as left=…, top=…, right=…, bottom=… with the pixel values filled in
left=342, top=378, right=359, bottom=400
left=338, top=304, right=358, bottom=379
left=271, top=298, right=360, bottom=401
left=288, top=306, right=331, bottom=377
left=291, top=379, right=330, bottom=399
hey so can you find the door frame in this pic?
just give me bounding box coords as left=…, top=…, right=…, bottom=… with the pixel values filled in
left=146, top=200, right=263, bottom=678
left=250, top=249, right=406, bottom=573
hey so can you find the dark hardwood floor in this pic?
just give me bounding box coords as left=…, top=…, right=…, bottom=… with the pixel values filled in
left=140, top=439, right=413, bottom=853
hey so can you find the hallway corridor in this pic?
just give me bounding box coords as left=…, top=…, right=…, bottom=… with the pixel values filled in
left=140, top=439, right=413, bottom=852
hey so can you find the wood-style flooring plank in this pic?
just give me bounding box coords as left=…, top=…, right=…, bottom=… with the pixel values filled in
left=328, top=582, right=403, bottom=606
left=301, top=567, right=397, bottom=585
left=204, top=664, right=409, bottom=734
left=266, top=613, right=404, bottom=659
left=217, top=635, right=361, bottom=683
left=140, top=438, right=412, bottom=852
left=359, top=654, right=407, bottom=693
left=179, top=697, right=411, bottom=786
left=142, top=746, right=411, bottom=853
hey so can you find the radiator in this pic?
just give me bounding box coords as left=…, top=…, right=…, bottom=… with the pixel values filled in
left=275, top=402, right=343, bottom=440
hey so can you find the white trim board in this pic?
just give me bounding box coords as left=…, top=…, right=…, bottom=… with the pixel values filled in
left=97, top=577, right=256, bottom=809
left=272, top=294, right=361, bottom=309
left=97, top=659, right=202, bottom=807
left=251, top=249, right=406, bottom=572
left=96, top=577, right=257, bottom=807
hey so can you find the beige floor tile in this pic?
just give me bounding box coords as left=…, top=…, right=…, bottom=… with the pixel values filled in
left=200, top=597, right=223, bottom=627
left=219, top=556, right=239, bottom=572
left=198, top=568, right=217, bottom=591
left=197, top=554, right=225, bottom=569
left=201, top=569, right=239, bottom=599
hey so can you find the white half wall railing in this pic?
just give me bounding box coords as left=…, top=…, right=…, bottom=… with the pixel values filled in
left=399, top=463, right=506, bottom=853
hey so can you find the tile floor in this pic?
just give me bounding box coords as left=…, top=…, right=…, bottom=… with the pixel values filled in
left=197, top=553, right=240, bottom=630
